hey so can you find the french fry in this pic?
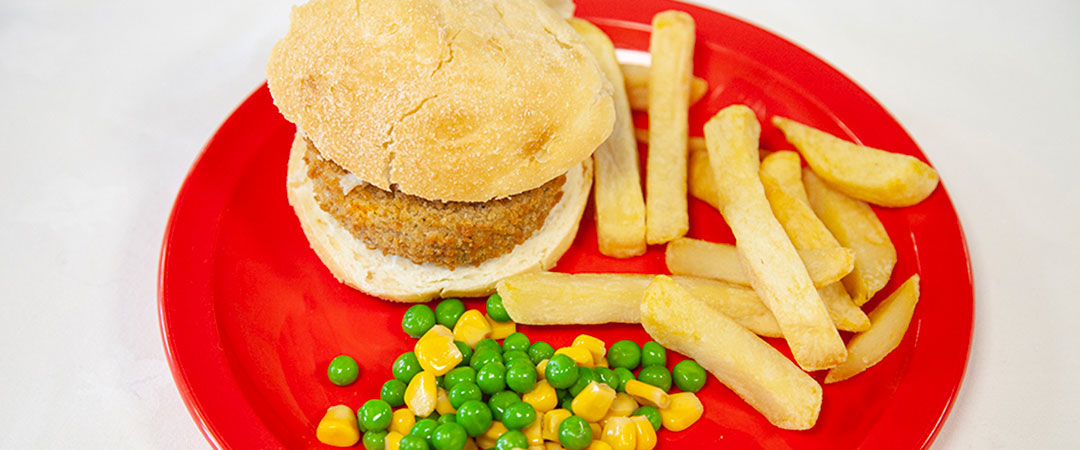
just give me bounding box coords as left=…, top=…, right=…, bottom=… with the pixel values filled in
left=803, top=169, right=897, bottom=306
left=825, top=275, right=921, bottom=383
left=704, top=105, right=846, bottom=371
left=640, top=276, right=822, bottom=430
left=665, top=238, right=854, bottom=288
left=542, top=0, right=576, bottom=18
left=621, top=64, right=708, bottom=111
left=495, top=272, right=782, bottom=337
left=759, top=151, right=870, bottom=332
left=772, top=116, right=939, bottom=207
left=644, top=11, right=695, bottom=245
left=569, top=19, right=646, bottom=258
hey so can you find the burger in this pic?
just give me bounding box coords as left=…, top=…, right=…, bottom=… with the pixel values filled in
left=266, top=0, right=615, bottom=302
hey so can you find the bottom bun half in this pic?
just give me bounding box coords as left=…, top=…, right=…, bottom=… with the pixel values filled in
left=286, top=132, right=593, bottom=302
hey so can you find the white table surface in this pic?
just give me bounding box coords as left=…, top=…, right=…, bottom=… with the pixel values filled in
left=2, top=0, right=1077, bottom=448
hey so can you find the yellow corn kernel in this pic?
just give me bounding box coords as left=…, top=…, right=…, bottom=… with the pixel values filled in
left=486, top=313, right=517, bottom=340
left=436, top=387, right=456, bottom=415
left=415, top=325, right=463, bottom=376
left=629, top=416, right=657, bottom=450
left=600, top=417, right=637, bottom=450
left=542, top=409, right=572, bottom=441
left=659, top=392, right=703, bottom=432
left=464, top=438, right=479, bottom=450
left=476, top=435, right=497, bottom=449
left=390, top=408, right=416, bottom=435
left=546, top=443, right=566, bottom=450
left=453, top=310, right=493, bottom=347
left=384, top=431, right=404, bottom=450
left=595, top=357, right=609, bottom=368
left=523, top=380, right=558, bottom=413
left=623, top=380, right=670, bottom=409
left=523, top=417, right=543, bottom=446
left=405, top=371, right=437, bottom=417
left=589, top=422, right=602, bottom=438
left=315, top=404, right=360, bottom=447
left=536, top=359, right=549, bottom=380
left=603, top=393, right=639, bottom=421
left=571, top=381, right=617, bottom=422
left=555, top=346, right=594, bottom=367
left=572, top=335, right=607, bottom=362
left=483, top=421, right=509, bottom=441
left=586, top=440, right=614, bottom=450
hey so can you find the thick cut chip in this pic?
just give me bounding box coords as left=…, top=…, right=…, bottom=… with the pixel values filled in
left=803, top=169, right=897, bottom=306
left=621, top=64, right=708, bottom=111
left=640, top=276, right=822, bottom=430
left=665, top=238, right=854, bottom=288
left=569, top=19, right=646, bottom=258
left=772, top=116, right=939, bottom=207
left=826, top=275, right=921, bottom=383
left=704, top=105, right=846, bottom=371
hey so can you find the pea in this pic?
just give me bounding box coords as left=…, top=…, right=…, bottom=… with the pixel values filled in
left=488, top=390, right=521, bottom=422
left=568, top=367, right=596, bottom=397
left=558, top=416, right=593, bottom=450
left=672, top=360, right=707, bottom=392
left=528, top=341, right=555, bottom=365
left=399, top=434, right=430, bottom=450
left=476, top=361, right=507, bottom=395
left=410, top=418, right=439, bottom=441
left=486, top=293, right=511, bottom=323
left=444, top=367, right=477, bottom=390
left=475, top=338, right=502, bottom=355
left=496, top=430, right=529, bottom=450
left=561, top=395, right=574, bottom=414
left=501, top=401, right=537, bottom=431
left=437, top=413, right=456, bottom=426
left=544, top=354, right=579, bottom=389
left=607, top=340, right=641, bottom=370
left=362, top=430, right=386, bottom=450
left=381, top=379, right=407, bottom=407
left=502, top=350, right=530, bottom=364
left=357, top=399, right=393, bottom=432
left=470, top=349, right=503, bottom=371
left=641, top=341, right=667, bottom=368
left=612, top=367, right=635, bottom=393
left=502, top=332, right=530, bottom=353
left=632, top=406, right=662, bottom=431
left=402, top=305, right=436, bottom=338
left=326, top=355, right=360, bottom=386
left=453, top=341, right=472, bottom=366
left=448, top=382, right=482, bottom=409
left=455, top=400, right=493, bottom=436
left=430, top=422, right=468, bottom=450
left=435, top=298, right=466, bottom=330
left=393, top=352, right=423, bottom=383
left=637, top=366, right=672, bottom=392
left=592, top=367, right=618, bottom=391
left=505, top=359, right=538, bottom=394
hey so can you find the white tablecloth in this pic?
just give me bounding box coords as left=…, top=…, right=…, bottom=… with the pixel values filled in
left=2, top=0, right=1076, bottom=447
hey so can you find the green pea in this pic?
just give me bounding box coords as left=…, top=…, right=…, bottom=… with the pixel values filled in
left=444, top=367, right=477, bottom=390
left=398, top=434, right=430, bottom=450
left=558, top=416, right=592, bottom=450
left=568, top=367, right=596, bottom=397
left=502, top=350, right=530, bottom=364
left=502, top=332, right=530, bottom=353
left=607, top=340, right=641, bottom=370
left=528, top=342, right=555, bottom=365
left=632, top=406, right=662, bottom=431
left=362, top=430, right=386, bottom=450
left=455, top=400, right=493, bottom=437
left=453, top=341, right=472, bottom=366
left=505, top=359, right=538, bottom=394
left=393, top=352, right=423, bottom=383
left=448, top=382, right=483, bottom=409
left=470, top=348, right=503, bottom=371
left=426, top=411, right=440, bottom=422
left=476, top=361, right=507, bottom=395
left=435, top=298, right=466, bottom=330
left=672, top=360, right=707, bottom=392
left=411, top=418, right=439, bottom=441
left=437, top=413, right=457, bottom=426
left=430, top=422, right=468, bottom=450
left=402, top=305, right=436, bottom=338
left=544, top=354, right=579, bottom=389
left=475, top=338, right=502, bottom=355
left=501, top=401, right=536, bottom=431
left=637, top=366, right=672, bottom=392
left=358, top=399, right=393, bottom=432
left=435, top=375, right=445, bottom=389
left=486, top=293, right=511, bottom=323
left=640, top=341, right=667, bottom=368
left=561, top=395, right=574, bottom=414
left=381, top=379, right=407, bottom=407
left=487, top=390, right=521, bottom=422
left=496, top=430, right=529, bottom=450
left=593, top=367, right=619, bottom=391
left=612, top=367, right=635, bottom=393
left=326, top=355, right=359, bottom=386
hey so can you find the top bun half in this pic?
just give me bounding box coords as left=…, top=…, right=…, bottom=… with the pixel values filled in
left=267, top=0, right=615, bottom=201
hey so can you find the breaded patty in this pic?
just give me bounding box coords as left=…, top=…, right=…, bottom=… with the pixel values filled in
left=304, top=141, right=564, bottom=269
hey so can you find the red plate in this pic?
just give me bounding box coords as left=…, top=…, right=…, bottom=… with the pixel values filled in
left=159, top=1, right=973, bottom=448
